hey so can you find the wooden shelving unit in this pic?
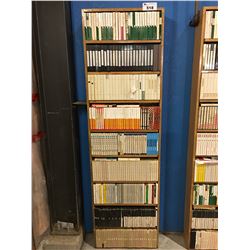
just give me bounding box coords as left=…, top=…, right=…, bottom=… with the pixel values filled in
left=184, top=6, right=218, bottom=250
left=82, top=7, right=164, bottom=248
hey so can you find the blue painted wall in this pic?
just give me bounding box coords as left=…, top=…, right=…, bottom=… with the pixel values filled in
left=70, top=0, right=218, bottom=233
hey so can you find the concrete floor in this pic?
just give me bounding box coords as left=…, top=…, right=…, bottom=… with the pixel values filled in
left=82, top=233, right=187, bottom=250
left=38, top=231, right=187, bottom=250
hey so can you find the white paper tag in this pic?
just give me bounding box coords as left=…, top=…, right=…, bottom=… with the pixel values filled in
left=142, top=2, right=157, bottom=11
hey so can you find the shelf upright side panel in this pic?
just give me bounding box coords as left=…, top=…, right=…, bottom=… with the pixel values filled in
left=157, top=8, right=165, bottom=248
left=184, top=8, right=207, bottom=249
left=81, top=9, right=97, bottom=246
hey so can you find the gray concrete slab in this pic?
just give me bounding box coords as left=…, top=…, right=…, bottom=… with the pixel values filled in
left=81, top=233, right=187, bottom=250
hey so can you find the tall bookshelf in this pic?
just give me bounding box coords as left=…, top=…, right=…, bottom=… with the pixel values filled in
left=184, top=6, right=218, bottom=250
left=81, top=8, right=164, bottom=248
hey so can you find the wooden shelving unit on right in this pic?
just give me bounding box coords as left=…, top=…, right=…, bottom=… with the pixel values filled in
left=184, top=6, right=218, bottom=250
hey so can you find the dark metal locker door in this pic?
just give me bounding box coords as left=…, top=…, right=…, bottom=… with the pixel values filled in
left=32, top=1, right=83, bottom=234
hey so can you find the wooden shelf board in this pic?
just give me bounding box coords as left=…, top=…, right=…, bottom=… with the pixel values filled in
left=92, top=155, right=159, bottom=158
left=201, top=70, right=218, bottom=73
left=93, top=181, right=158, bottom=184
left=85, top=40, right=161, bottom=44
left=194, top=249, right=218, bottom=250
left=204, top=38, right=218, bottom=43
left=200, top=99, right=218, bottom=103
left=83, top=8, right=164, bottom=13
left=197, top=129, right=218, bottom=133
left=91, top=129, right=159, bottom=133
left=191, top=228, right=218, bottom=231
left=195, top=155, right=218, bottom=158
left=94, top=203, right=158, bottom=207
left=193, top=205, right=218, bottom=210
left=203, top=6, right=218, bottom=11
left=194, top=181, right=218, bottom=185
left=87, top=71, right=161, bottom=75
left=195, top=248, right=218, bottom=250
left=72, top=101, right=87, bottom=106
left=96, top=227, right=157, bottom=230
left=89, top=100, right=160, bottom=104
